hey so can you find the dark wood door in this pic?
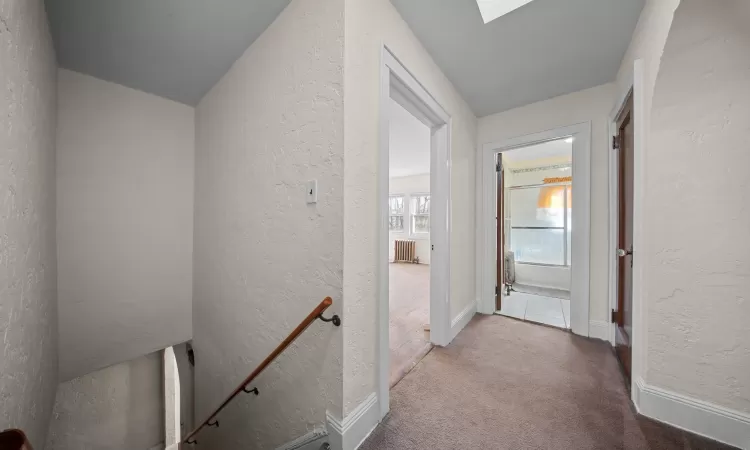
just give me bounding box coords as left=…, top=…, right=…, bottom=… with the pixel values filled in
left=496, top=154, right=504, bottom=311
left=615, top=94, right=634, bottom=380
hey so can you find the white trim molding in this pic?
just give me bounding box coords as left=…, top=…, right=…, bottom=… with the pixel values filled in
left=634, top=378, right=750, bottom=449
left=450, top=301, right=477, bottom=341
left=326, top=394, right=380, bottom=450
left=276, top=428, right=329, bottom=450
left=378, top=44, right=452, bottom=419
left=477, top=122, right=592, bottom=338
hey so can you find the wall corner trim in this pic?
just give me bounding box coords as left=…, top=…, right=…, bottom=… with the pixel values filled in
left=634, top=378, right=750, bottom=449
left=276, top=427, right=329, bottom=450
left=450, top=301, right=477, bottom=342
left=326, top=393, right=380, bottom=450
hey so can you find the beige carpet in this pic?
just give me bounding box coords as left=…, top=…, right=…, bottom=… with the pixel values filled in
left=389, top=263, right=432, bottom=387
left=361, top=315, right=734, bottom=450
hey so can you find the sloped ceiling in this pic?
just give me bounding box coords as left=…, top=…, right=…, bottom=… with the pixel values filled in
left=45, top=0, right=292, bottom=105
left=390, top=0, right=645, bottom=116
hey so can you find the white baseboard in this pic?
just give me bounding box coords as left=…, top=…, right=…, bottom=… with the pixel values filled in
left=635, top=378, right=750, bottom=449
left=450, top=301, right=476, bottom=342
left=276, top=427, right=329, bottom=450
left=588, top=320, right=612, bottom=343
left=326, top=393, right=380, bottom=450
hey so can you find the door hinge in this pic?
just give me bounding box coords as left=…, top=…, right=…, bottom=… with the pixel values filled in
left=496, top=285, right=502, bottom=296
left=431, top=244, right=434, bottom=251
left=611, top=309, right=617, bottom=323
left=612, top=135, right=620, bottom=150
left=496, top=161, right=502, bottom=172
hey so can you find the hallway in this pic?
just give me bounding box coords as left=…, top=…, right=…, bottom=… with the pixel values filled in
left=361, top=315, right=732, bottom=450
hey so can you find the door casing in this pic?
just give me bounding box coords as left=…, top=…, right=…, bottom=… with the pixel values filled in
left=608, top=59, right=646, bottom=403
left=615, top=92, right=634, bottom=380
left=378, top=45, right=452, bottom=420
left=477, top=123, right=591, bottom=337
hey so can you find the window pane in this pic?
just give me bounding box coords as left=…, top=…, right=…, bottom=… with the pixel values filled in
left=389, top=196, right=404, bottom=215
left=414, top=195, right=430, bottom=214
left=510, top=187, right=564, bottom=228
left=412, top=214, right=429, bottom=234
left=510, top=228, right=565, bottom=265
left=389, top=215, right=404, bottom=231
left=408, top=194, right=430, bottom=234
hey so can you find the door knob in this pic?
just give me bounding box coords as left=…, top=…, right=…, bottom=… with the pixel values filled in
left=617, top=247, right=633, bottom=257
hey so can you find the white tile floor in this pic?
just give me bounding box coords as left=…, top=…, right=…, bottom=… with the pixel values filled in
left=497, top=292, right=571, bottom=329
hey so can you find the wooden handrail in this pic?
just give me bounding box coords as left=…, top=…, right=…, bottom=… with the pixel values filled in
left=0, top=429, right=33, bottom=450
left=182, top=297, right=339, bottom=445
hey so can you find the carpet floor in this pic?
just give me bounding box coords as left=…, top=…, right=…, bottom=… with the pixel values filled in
left=361, top=315, right=735, bottom=450
left=389, top=263, right=432, bottom=387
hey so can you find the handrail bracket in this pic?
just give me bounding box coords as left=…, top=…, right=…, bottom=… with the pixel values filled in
left=181, top=297, right=336, bottom=445
left=317, top=313, right=341, bottom=327
left=243, top=386, right=259, bottom=395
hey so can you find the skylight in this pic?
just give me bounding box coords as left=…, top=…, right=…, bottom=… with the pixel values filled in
left=475, top=0, right=536, bottom=24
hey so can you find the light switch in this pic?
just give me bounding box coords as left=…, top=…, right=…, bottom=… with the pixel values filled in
left=306, top=180, right=318, bottom=204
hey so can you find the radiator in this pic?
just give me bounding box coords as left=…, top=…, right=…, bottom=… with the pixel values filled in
left=394, top=239, right=417, bottom=263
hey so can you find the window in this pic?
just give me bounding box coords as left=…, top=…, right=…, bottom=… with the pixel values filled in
left=410, top=194, right=430, bottom=234
left=475, top=0, right=536, bottom=24
left=509, top=185, right=571, bottom=266
left=389, top=195, right=405, bottom=231
left=388, top=193, right=431, bottom=237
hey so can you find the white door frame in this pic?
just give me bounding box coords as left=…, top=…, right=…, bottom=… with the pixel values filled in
left=477, top=123, right=591, bottom=337
left=378, top=45, right=452, bottom=419
left=608, top=59, right=645, bottom=400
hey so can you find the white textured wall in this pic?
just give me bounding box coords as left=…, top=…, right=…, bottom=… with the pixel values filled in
left=0, top=0, right=59, bottom=446
left=615, top=0, right=680, bottom=122
left=515, top=266, right=570, bottom=292
left=45, top=352, right=165, bottom=450
left=343, top=0, right=478, bottom=415
left=645, top=0, right=750, bottom=414
left=388, top=174, right=431, bottom=265
left=56, top=69, right=195, bottom=381
left=478, top=83, right=615, bottom=323
left=613, top=0, right=679, bottom=390
left=192, top=0, right=344, bottom=447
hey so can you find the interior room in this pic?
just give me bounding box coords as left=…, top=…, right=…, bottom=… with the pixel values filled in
left=4, top=0, right=747, bottom=448
left=387, top=98, right=432, bottom=387
left=497, top=138, right=573, bottom=329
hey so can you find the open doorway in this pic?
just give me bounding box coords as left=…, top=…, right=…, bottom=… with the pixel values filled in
left=387, top=99, right=432, bottom=386
left=377, top=46, right=451, bottom=418
left=479, top=123, right=590, bottom=336
left=496, top=138, right=573, bottom=329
